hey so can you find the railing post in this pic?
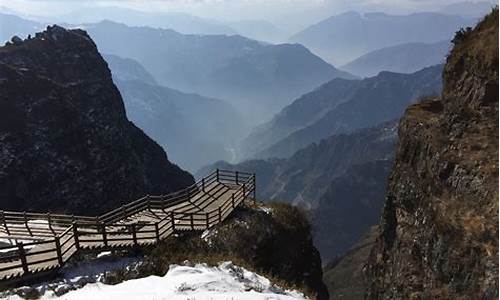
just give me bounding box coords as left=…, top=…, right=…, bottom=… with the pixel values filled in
left=131, top=224, right=138, bottom=246
left=17, top=242, right=29, bottom=273
left=54, top=237, right=63, bottom=266
left=154, top=223, right=160, bottom=242
left=101, top=224, right=108, bottom=247
left=242, top=184, right=246, bottom=203
left=122, top=205, right=127, bottom=220
left=202, top=178, right=206, bottom=192
left=216, top=169, right=219, bottom=182
left=72, top=222, right=80, bottom=250
left=218, top=207, right=222, bottom=223
left=231, top=193, right=235, bottom=208
left=47, top=213, right=54, bottom=234
left=23, top=211, right=31, bottom=236
left=206, top=213, right=209, bottom=229
left=235, top=171, right=239, bottom=185
left=253, top=174, right=257, bottom=205
left=190, top=214, right=194, bottom=230
left=170, top=211, right=175, bottom=231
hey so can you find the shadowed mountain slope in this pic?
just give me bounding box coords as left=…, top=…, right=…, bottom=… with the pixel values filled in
left=0, top=26, right=194, bottom=215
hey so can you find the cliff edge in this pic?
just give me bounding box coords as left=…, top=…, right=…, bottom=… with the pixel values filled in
left=367, top=9, right=498, bottom=299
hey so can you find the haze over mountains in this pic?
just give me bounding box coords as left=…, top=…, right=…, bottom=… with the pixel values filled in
left=0, top=13, right=43, bottom=43
left=439, top=1, right=497, bottom=18
left=83, top=20, right=353, bottom=122
left=0, top=12, right=354, bottom=171
left=240, top=65, right=443, bottom=160
left=341, top=40, right=451, bottom=77
left=290, top=11, right=474, bottom=65
left=105, top=54, right=245, bottom=172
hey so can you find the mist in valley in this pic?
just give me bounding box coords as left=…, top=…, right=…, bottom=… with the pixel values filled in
left=0, top=1, right=497, bottom=298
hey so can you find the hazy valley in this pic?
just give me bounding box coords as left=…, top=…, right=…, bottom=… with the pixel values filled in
left=0, top=2, right=497, bottom=300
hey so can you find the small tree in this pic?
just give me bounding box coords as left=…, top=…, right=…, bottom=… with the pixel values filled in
left=452, top=27, right=473, bottom=45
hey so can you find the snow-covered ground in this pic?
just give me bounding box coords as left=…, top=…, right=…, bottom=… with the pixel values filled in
left=6, top=262, right=308, bottom=300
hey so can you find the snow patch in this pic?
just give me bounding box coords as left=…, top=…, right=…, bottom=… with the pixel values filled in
left=260, top=206, right=273, bottom=214
left=12, top=262, right=308, bottom=300
left=96, top=251, right=112, bottom=259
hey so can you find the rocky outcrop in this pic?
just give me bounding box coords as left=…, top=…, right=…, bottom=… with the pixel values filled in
left=112, top=203, right=329, bottom=299
left=0, top=25, right=194, bottom=215
left=367, top=9, right=498, bottom=299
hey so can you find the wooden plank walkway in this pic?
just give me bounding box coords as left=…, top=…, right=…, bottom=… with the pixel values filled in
left=0, top=169, right=256, bottom=283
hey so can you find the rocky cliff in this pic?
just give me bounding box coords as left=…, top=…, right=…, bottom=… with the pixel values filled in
left=0, top=25, right=194, bottom=215
left=367, top=9, right=498, bottom=299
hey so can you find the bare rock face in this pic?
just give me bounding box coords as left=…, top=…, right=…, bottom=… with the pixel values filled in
left=367, top=10, right=498, bottom=299
left=0, top=25, right=194, bottom=215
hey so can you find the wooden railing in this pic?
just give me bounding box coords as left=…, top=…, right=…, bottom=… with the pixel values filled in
left=0, top=169, right=256, bottom=282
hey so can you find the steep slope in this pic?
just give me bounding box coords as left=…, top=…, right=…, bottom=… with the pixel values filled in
left=367, top=9, right=498, bottom=299
left=245, top=65, right=442, bottom=160
left=0, top=25, right=194, bottom=215
left=104, top=54, right=245, bottom=172
left=82, top=21, right=354, bottom=122
left=290, top=11, right=473, bottom=65
left=341, top=41, right=451, bottom=77
left=198, top=121, right=397, bottom=260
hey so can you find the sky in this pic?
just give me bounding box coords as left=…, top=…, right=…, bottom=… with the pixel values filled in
left=0, top=0, right=495, bottom=35
left=1, top=0, right=496, bottom=21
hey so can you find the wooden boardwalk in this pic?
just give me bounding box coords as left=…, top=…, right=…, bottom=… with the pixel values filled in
left=0, top=170, right=256, bottom=283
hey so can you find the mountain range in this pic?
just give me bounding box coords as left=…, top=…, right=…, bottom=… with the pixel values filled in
left=197, top=121, right=398, bottom=261
left=290, top=11, right=474, bottom=65
left=240, top=65, right=443, bottom=160
left=341, top=40, right=451, bottom=77
left=83, top=20, right=354, bottom=122
left=1, top=13, right=355, bottom=124
left=105, top=54, right=245, bottom=172
left=55, top=7, right=237, bottom=36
